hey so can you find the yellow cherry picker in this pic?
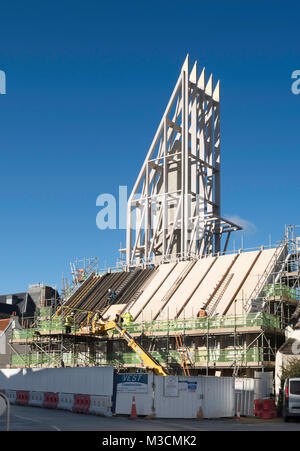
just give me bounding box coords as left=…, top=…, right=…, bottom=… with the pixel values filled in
left=91, top=312, right=168, bottom=376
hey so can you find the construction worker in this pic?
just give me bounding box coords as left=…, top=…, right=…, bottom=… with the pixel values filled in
left=107, top=288, right=116, bottom=305
left=197, top=308, right=207, bottom=318
left=115, top=310, right=124, bottom=325
left=93, top=310, right=101, bottom=322
left=91, top=310, right=101, bottom=333
left=121, top=311, right=134, bottom=326
left=64, top=311, right=74, bottom=333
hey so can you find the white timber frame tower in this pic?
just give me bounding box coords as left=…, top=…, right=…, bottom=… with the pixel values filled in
left=125, top=55, right=241, bottom=268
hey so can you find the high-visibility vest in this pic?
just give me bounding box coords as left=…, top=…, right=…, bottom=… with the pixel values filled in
left=122, top=312, right=133, bottom=325
left=93, top=313, right=99, bottom=322
left=64, top=315, right=74, bottom=326
left=198, top=309, right=207, bottom=317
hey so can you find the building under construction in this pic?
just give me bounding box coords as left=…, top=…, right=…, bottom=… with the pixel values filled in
left=6, top=56, right=300, bottom=377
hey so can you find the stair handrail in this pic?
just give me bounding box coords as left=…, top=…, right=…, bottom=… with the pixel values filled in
left=244, top=236, right=289, bottom=313
left=208, top=273, right=234, bottom=316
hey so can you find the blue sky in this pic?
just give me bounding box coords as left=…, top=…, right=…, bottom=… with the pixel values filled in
left=0, top=0, right=299, bottom=293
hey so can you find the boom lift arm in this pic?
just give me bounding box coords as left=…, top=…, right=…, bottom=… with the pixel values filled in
left=94, top=319, right=168, bottom=376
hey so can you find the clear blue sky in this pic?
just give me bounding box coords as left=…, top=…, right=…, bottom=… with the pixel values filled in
left=0, top=0, right=299, bottom=293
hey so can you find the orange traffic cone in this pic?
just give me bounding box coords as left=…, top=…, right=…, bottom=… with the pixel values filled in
left=236, top=408, right=241, bottom=420
left=130, top=396, right=138, bottom=419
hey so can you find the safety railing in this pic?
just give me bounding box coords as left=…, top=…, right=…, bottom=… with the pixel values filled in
left=243, top=237, right=289, bottom=313
left=263, top=284, right=297, bottom=299
left=108, top=313, right=280, bottom=337
left=107, top=347, right=265, bottom=366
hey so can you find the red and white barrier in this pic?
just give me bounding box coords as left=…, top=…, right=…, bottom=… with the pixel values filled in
left=0, top=366, right=114, bottom=417
left=6, top=389, right=112, bottom=417
left=29, top=391, right=44, bottom=407
left=73, top=394, right=90, bottom=414
left=58, top=393, right=74, bottom=411
left=16, top=391, right=29, bottom=406
left=254, top=398, right=277, bottom=419
left=89, top=395, right=112, bottom=417
left=43, top=392, right=58, bottom=409
left=5, top=390, right=17, bottom=405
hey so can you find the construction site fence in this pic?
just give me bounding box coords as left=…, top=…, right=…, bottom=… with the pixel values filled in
left=1, top=370, right=273, bottom=419
left=0, top=367, right=115, bottom=396
left=116, top=372, right=273, bottom=418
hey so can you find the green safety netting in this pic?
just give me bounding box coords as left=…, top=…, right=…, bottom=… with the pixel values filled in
left=110, top=313, right=280, bottom=336
left=263, top=284, right=296, bottom=299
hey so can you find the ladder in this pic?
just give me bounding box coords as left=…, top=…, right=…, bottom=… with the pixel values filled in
left=202, top=253, right=239, bottom=316
left=174, top=332, right=190, bottom=376
left=154, top=260, right=197, bottom=320
left=206, top=273, right=234, bottom=316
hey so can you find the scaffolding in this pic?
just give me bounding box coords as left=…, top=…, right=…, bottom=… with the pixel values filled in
left=7, top=307, right=293, bottom=376
left=62, top=257, right=99, bottom=301
left=7, top=226, right=300, bottom=377
left=8, top=306, right=107, bottom=368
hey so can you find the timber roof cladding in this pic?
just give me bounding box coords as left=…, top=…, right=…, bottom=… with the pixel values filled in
left=120, top=247, right=292, bottom=322
left=60, top=246, right=294, bottom=324
left=63, top=268, right=155, bottom=325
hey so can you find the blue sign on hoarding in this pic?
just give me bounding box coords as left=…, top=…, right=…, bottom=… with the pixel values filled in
left=117, top=373, right=148, bottom=393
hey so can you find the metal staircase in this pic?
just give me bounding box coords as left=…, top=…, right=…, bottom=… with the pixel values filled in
left=206, top=273, right=234, bottom=316
left=244, top=238, right=289, bottom=314
left=203, top=253, right=239, bottom=315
